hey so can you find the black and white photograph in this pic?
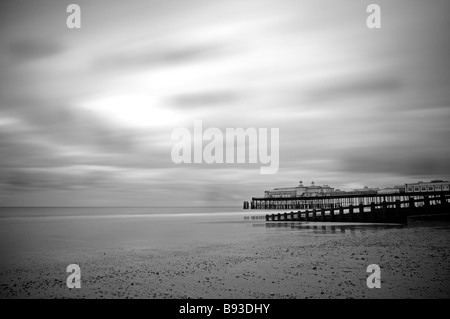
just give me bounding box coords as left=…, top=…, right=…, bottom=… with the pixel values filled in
left=0, top=0, right=449, bottom=304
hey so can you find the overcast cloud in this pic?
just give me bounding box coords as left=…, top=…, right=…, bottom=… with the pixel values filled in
left=0, top=0, right=449, bottom=206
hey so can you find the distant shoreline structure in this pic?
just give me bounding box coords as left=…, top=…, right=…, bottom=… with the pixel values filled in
left=243, top=179, right=450, bottom=210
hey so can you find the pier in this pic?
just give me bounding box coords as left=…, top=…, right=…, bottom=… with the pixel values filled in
left=248, top=192, right=450, bottom=224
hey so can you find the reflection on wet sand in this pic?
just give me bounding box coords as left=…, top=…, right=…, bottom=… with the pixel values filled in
left=253, top=222, right=404, bottom=234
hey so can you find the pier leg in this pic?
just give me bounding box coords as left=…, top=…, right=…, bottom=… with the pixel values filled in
left=441, top=194, right=447, bottom=206
left=370, top=202, right=375, bottom=222
left=304, top=210, right=309, bottom=221
left=339, top=207, right=344, bottom=221
left=382, top=201, right=387, bottom=220
left=359, top=203, right=365, bottom=222
left=330, top=208, right=334, bottom=221
left=312, top=209, right=317, bottom=221
left=424, top=195, right=430, bottom=208
left=321, top=208, right=325, bottom=221
left=408, top=197, right=415, bottom=215
left=349, top=205, right=354, bottom=222
left=395, top=200, right=401, bottom=219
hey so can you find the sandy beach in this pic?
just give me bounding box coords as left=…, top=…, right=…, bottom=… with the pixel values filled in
left=0, top=208, right=449, bottom=299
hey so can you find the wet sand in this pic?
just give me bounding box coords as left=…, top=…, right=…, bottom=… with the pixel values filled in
left=1, top=218, right=449, bottom=299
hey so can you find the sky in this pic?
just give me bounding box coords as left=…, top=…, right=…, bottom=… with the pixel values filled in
left=0, top=0, right=449, bottom=207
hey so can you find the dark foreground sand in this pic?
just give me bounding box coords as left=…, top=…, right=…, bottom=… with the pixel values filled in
left=1, top=222, right=449, bottom=299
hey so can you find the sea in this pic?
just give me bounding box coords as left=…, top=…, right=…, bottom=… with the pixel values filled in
left=0, top=206, right=403, bottom=267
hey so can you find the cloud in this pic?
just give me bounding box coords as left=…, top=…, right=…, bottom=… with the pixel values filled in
left=169, top=90, right=241, bottom=109
left=337, top=152, right=450, bottom=177
left=93, top=42, right=225, bottom=72
left=304, top=77, right=403, bottom=104
left=6, top=39, right=63, bottom=61
left=1, top=0, right=450, bottom=206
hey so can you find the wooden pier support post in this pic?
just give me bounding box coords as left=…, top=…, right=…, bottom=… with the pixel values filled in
left=424, top=195, right=430, bottom=208
left=395, top=200, right=401, bottom=218
left=339, top=207, right=344, bottom=221
left=304, top=210, right=309, bottom=221
left=359, top=203, right=365, bottom=222
left=312, top=209, right=317, bottom=221
left=440, top=194, right=447, bottom=206
left=265, top=214, right=269, bottom=221
left=277, top=213, right=281, bottom=221
left=397, top=199, right=407, bottom=222
left=409, top=197, right=415, bottom=214
left=284, top=212, right=288, bottom=221
left=349, top=205, right=354, bottom=222
left=330, top=208, right=334, bottom=221
left=296, top=211, right=302, bottom=221
left=321, top=208, right=325, bottom=221
left=370, top=202, right=375, bottom=222
left=395, top=199, right=406, bottom=222
left=382, top=201, right=387, bottom=220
